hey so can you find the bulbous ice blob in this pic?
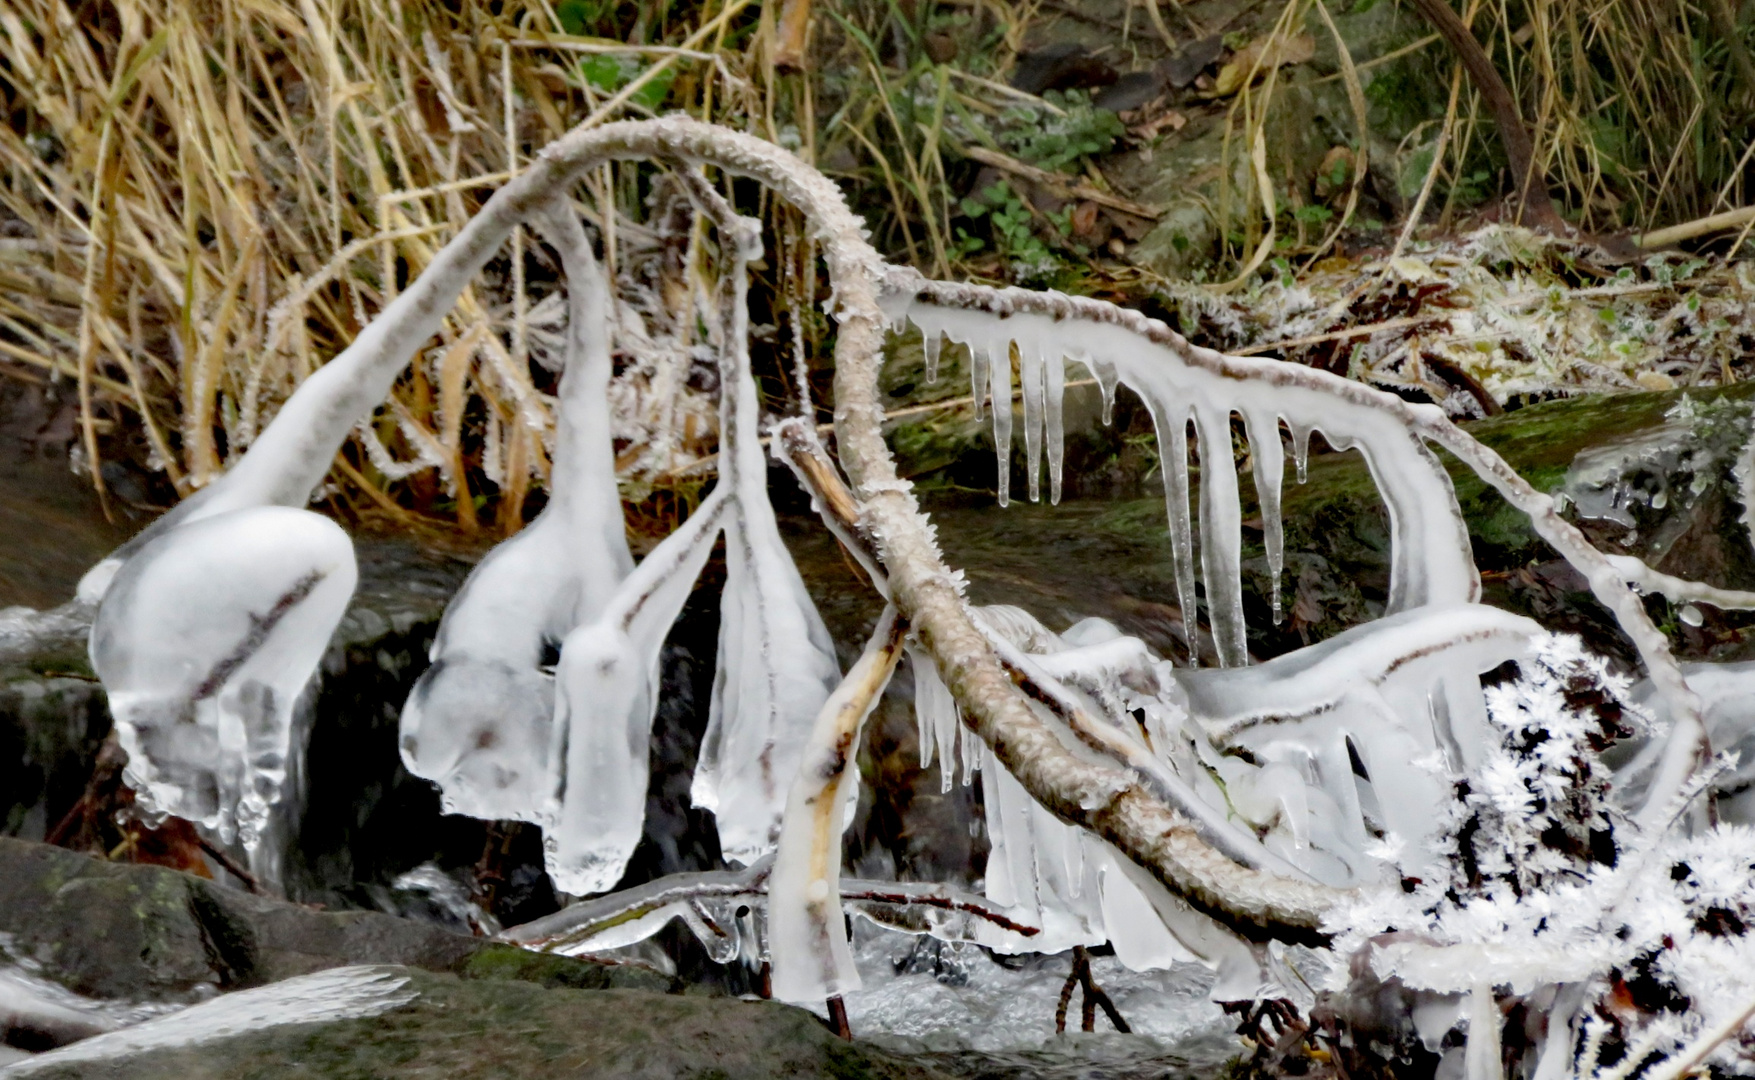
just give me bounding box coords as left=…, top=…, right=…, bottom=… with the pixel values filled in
left=91, top=506, right=357, bottom=876
left=399, top=654, right=555, bottom=821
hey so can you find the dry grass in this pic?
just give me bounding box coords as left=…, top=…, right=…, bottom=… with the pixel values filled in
left=1212, top=0, right=1755, bottom=249
left=0, top=0, right=1749, bottom=525
left=0, top=0, right=778, bottom=530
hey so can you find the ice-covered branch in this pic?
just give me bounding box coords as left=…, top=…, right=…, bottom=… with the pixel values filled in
left=878, top=266, right=1710, bottom=834
left=1605, top=554, right=1755, bottom=612
left=774, top=402, right=1347, bottom=943
left=500, top=856, right=769, bottom=956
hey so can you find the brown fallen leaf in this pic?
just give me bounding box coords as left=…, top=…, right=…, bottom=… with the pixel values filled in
left=1128, top=108, right=1187, bottom=141
left=1212, top=33, right=1315, bottom=96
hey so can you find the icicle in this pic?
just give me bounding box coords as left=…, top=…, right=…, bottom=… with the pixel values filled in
left=979, top=753, right=1016, bottom=908
left=923, top=329, right=942, bottom=384
left=1097, top=853, right=1191, bottom=971
left=1147, top=398, right=1202, bottom=666
left=910, top=645, right=962, bottom=792
left=1244, top=408, right=1287, bottom=625
left=991, top=340, right=1014, bottom=507
left=1092, top=357, right=1119, bottom=427
left=1019, top=340, right=1045, bottom=503
left=1291, top=423, right=1310, bottom=485
left=911, top=647, right=936, bottom=771
left=1193, top=405, right=1248, bottom=668
left=970, top=342, right=990, bottom=422
left=1046, top=350, right=1067, bottom=505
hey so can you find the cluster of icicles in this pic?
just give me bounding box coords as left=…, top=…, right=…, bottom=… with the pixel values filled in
left=68, top=191, right=1699, bottom=1009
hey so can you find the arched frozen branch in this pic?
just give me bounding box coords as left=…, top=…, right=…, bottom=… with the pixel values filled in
left=83, top=114, right=1742, bottom=956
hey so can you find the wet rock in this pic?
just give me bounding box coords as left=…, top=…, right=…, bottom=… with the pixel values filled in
left=1010, top=44, right=1117, bottom=96
left=0, top=838, right=670, bottom=1007
left=14, top=966, right=949, bottom=1080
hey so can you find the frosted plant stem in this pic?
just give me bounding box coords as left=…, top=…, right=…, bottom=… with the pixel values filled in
left=769, top=605, right=908, bottom=1003
left=770, top=418, right=888, bottom=596
left=1634, top=989, right=1755, bottom=1080
left=1603, top=556, right=1755, bottom=611
left=501, top=857, right=772, bottom=953
left=1412, top=414, right=1709, bottom=829
left=498, top=855, right=1039, bottom=956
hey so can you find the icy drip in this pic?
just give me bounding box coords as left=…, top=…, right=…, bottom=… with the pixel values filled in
left=1046, top=350, right=1067, bottom=505
left=1244, top=408, right=1287, bottom=624
left=399, top=211, right=633, bottom=826
left=970, top=342, right=990, bottom=422
left=1193, top=405, right=1248, bottom=668
left=923, top=329, right=943, bottom=384
left=991, top=340, right=1015, bottom=507
left=1290, top=423, right=1310, bottom=483
left=1091, top=357, right=1119, bottom=427
left=694, top=217, right=841, bottom=866
left=910, top=645, right=963, bottom=793
left=1145, top=399, right=1203, bottom=666
left=545, top=490, right=728, bottom=895
left=1019, top=341, right=1046, bottom=503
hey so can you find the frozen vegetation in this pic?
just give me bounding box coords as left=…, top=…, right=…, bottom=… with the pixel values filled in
left=63, top=118, right=1755, bottom=1078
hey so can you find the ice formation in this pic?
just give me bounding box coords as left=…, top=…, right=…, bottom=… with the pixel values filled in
left=399, top=205, right=633, bottom=824
left=1, top=966, right=416, bottom=1075
left=65, top=120, right=1755, bottom=1077
left=89, top=506, right=357, bottom=880
left=684, top=207, right=840, bottom=867
left=895, top=294, right=1480, bottom=666
left=539, top=200, right=835, bottom=891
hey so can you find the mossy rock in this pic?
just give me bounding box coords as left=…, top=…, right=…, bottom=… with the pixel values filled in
left=21, top=967, right=951, bottom=1080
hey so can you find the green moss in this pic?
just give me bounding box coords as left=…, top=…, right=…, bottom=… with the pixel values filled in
left=457, top=942, right=674, bottom=993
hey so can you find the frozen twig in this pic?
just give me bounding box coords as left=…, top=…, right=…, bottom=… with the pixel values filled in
left=769, top=605, right=908, bottom=1002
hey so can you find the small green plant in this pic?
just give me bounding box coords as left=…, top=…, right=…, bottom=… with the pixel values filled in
left=997, top=91, right=1125, bottom=174
left=574, top=54, right=676, bottom=112
left=958, top=181, right=1061, bottom=281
